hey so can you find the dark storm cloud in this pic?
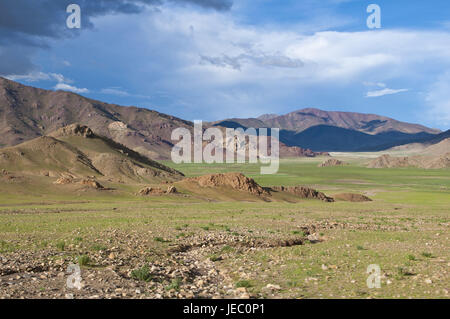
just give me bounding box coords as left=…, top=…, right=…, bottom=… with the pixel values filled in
left=176, top=0, right=232, bottom=11
left=0, top=0, right=232, bottom=75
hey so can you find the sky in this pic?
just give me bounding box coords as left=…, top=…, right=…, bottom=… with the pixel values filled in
left=1, top=0, right=450, bottom=130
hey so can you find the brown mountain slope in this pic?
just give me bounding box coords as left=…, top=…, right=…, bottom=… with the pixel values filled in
left=423, top=138, right=450, bottom=156
left=388, top=130, right=450, bottom=155
left=0, top=124, right=184, bottom=182
left=0, top=77, right=323, bottom=159
left=367, top=153, right=450, bottom=169
left=0, top=136, right=100, bottom=178
left=0, top=77, right=192, bottom=159
left=213, top=108, right=441, bottom=152
left=214, top=108, right=439, bottom=135
left=261, top=108, right=440, bottom=135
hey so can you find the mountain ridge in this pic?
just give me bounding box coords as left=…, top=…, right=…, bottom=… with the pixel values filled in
left=213, top=108, right=442, bottom=152
left=0, top=76, right=192, bottom=159
left=0, top=123, right=183, bottom=182
left=0, top=77, right=444, bottom=154
left=215, top=107, right=440, bottom=135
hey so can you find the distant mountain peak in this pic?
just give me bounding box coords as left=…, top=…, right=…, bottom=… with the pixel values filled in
left=259, top=107, right=439, bottom=135
left=215, top=107, right=441, bottom=152
left=257, top=113, right=279, bottom=121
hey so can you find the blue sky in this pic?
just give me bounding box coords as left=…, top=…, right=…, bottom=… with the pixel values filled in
left=2, top=0, right=450, bottom=130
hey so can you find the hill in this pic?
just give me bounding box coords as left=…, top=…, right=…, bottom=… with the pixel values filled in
left=367, top=153, right=450, bottom=169
left=214, top=108, right=441, bottom=152
left=280, top=125, right=435, bottom=152
left=0, top=124, right=183, bottom=183
left=261, top=108, right=439, bottom=135
left=388, top=130, right=450, bottom=155
left=423, top=138, right=450, bottom=156
left=0, top=77, right=192, bottom=160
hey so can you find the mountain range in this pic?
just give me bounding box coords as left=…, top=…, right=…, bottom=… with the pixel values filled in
left=0, top=77, right=446, bottom=156
left=213, top=108, right=442, bottom=152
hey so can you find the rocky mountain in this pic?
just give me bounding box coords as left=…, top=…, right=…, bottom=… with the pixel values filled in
left=1, top=77, right=443, bottom=155
left=0, top=124, right=183, bottom=183
left=0, top=77, right=192, bottom=160
left=263, top=108, right=439, bottom=135
left=0, top=77, right=328, bottom=159
left=214, top=108, right=441, bottom=152
left=280, top=125, right=436, bottom=152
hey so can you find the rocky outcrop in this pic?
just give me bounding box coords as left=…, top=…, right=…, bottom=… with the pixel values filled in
left=49, top=124, right=94, bottom=138
left=271, top=186, right=334, bottom=202
left=333, top=193, right=372, bottom=202
left=80, top=179, right=104, bottom=189
left=318, top=159, right=345, bottom=167
left=139, top=186, right=178, bottom=196
left=186, top=173, right=269, bottom=196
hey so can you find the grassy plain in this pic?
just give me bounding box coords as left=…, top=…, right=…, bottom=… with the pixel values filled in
left=0, top=156, right=448, bottom=298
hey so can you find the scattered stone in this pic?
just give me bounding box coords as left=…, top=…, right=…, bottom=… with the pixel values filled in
left=265, top=284, right=281, bottom=291
left=54, top=177, right=73, bottom=185
left=80, top=179, right=104, bottom=189
left=139, top=186, right=178, bottom=196
left=167, top=186, right=177, bottom=194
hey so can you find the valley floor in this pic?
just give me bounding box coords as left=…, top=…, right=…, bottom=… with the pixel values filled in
left=0, top=157, right=449, bottom=299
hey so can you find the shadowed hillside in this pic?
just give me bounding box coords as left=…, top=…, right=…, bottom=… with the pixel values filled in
left=0, top=124, right=183, bottom=183
left=0, top=77, right=192, bottom=160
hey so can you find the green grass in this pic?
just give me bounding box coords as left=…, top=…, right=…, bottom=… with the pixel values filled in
left=166, top=278, right=182, bottom=291
left=153, top=237, right=169, bottom=243
left=209, top=254, right=222, bottom=262
left=164, top=159, right=450, bottom=196
left=91, top=244, right=107, bottom=251
left=0, top=158, right=448, bottom=298
left=56, top=241, right=66, bottom=251
left=131, top=266, right=152, bottom=282
left=235, top=280, right=252, bottom=288
left=77, top=255, right=90, bottom=266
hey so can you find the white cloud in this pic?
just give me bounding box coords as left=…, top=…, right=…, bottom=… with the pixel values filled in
left=366, top=88, right=409, bottom=98
left=142, top=8, right=450, bottom=84
left=7, top=71, right=90, bottom=95
left=426, top=72, right=450, bottom=125
left=5, top=72, right=70, bottom=83
left=54, top=83, right=89, bottom=94
left=6, top=71, right=90, bottom=95
left=74, top=6, right=450, bottom=121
